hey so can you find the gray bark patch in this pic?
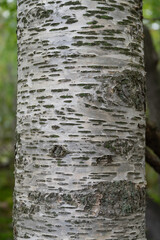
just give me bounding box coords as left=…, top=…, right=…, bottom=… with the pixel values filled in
left=75, top=181, right=145, bottom=217
left=104, top=139, right=135, bottom=155
left=114, top=70, right=145, bottom=111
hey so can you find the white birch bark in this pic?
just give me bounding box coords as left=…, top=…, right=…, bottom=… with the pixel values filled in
left=14, top=0, right=146, bottom=239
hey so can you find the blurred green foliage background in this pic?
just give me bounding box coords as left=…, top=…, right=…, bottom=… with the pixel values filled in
left=143, top=0, right=160, bottom=63
left=0, top=0, right=160, bottom=239
left=0, top=0, right=16, bottom=239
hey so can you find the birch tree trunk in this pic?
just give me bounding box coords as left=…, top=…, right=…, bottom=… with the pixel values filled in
left=14, top=0, right=146, bottom=239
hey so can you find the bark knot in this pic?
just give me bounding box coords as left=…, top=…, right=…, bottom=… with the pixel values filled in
left=96, top=155, right=113, bottom=166
left=51, top=145, right=69, bottom=158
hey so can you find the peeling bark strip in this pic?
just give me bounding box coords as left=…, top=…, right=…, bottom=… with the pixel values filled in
left=15, top=0, right=146, bottom=239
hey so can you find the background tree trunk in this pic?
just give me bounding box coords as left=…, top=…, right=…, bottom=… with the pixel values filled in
left=144, top=25, right=160, bottom=129
left=14, top=0, right=146, bottom=239
left=144, top=25, right=160, bottom=240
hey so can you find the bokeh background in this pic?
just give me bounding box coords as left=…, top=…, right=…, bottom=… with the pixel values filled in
left=0, top=0, right=160, bottom=239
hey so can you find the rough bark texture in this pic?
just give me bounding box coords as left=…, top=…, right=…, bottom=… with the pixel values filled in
left=14, top=0, right=146, bottom=239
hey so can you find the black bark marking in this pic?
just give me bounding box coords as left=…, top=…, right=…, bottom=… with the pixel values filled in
left=51, top=145, right=69, bottom=158
left=96, top=155, right=113, bottom=166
